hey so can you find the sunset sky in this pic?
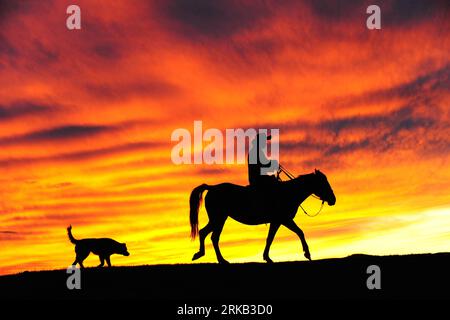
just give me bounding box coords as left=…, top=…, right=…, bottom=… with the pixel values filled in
left=0, top=0, right=449, bottom=275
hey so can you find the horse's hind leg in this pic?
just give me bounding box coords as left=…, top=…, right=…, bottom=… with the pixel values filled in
left=211, top=217, right=228, bottom=264
left=192, top=222, right=213, bottom=261
left=283, top=219, right=311, bottom=260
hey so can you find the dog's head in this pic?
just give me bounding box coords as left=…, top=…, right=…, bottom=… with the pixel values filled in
left=119, top=243, right=130, bottom=256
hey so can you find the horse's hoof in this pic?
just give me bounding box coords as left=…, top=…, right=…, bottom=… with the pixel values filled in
left=218, top=259, right=230, bottom=264
left=192, top=252, right=204, bottom=261
left=263, top=256, right=273, bottom=263
left=304, top=252, right=311, bottom=261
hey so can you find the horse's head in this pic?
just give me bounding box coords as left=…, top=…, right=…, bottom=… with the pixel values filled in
left=312, top=169, right=336, bottom=206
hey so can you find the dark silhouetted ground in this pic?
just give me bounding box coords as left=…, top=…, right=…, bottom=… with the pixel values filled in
left=0, top=253, right=449, bottom=300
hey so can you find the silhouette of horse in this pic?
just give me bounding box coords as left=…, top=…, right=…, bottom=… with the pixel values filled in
left=190, top=169, right=336, bottom=264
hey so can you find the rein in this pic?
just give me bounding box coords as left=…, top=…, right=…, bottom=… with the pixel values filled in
left=278, top=165, right=324, bottom=217
left=300, top=200, right=324, bottom=217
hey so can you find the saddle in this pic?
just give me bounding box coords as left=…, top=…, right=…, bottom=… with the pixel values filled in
left=246, top=175, right=281, bottom=204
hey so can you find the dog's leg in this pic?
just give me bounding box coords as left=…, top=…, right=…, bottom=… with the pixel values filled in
left=75, top=248, right=89, bottom=269
left=105, top=256, right=112, bottom=267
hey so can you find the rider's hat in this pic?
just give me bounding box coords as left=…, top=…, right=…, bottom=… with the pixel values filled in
left=256, top=132, right=272, bottom=140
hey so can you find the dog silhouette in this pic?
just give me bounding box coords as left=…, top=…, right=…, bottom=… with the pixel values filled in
left=67, top=225, right=130, bottom=268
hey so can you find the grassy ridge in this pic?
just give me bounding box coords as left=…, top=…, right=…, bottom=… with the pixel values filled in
left=0, top=253, right=449, bottom=300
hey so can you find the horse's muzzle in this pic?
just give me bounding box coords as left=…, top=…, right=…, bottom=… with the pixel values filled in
left=327, top=196, right=336, bottom=206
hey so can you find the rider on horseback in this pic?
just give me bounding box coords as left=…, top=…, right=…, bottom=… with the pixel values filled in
left=247, top=132, right=279, bottom=186
left=189, top=132, right=336, bottom=264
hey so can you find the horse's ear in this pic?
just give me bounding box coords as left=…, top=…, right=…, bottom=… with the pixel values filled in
left=314, top=168, right=318, bottom=174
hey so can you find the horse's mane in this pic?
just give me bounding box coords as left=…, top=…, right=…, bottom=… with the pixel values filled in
left=283, top=173, right=314, bottom=185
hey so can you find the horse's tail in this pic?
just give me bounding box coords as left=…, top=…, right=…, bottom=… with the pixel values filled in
left=190, top=184, right=209, bottom=240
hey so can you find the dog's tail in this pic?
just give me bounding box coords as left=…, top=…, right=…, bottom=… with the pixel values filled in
left=67, top=225, right=78, bottom=244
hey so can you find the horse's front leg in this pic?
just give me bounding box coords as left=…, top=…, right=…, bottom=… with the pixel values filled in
left=263, top=222, right=280, bottom=263
left=283, top=219, right=311, bottom=260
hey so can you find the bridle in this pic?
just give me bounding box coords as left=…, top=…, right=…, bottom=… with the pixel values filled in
left=278, top=164, right=325, bottom=217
